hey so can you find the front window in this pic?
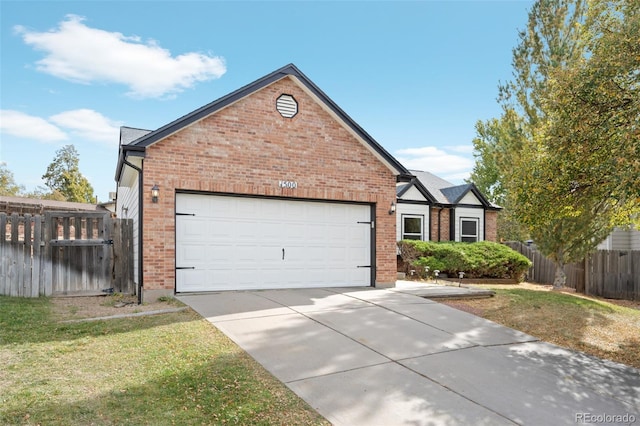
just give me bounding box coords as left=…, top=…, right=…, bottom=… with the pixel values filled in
left=402, top=215, right=423, bottom=240
left=460, top=218, right=479, bottom=242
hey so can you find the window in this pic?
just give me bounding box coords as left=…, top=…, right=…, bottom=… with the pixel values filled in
left=402, top=215, right=423, bottom=240
left=460, top=218, right=479, bottom=242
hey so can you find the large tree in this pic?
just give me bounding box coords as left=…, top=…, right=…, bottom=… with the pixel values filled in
left=42, top=145, right=96, bottom=203
left=509, top=127, right=618, bottom=286
left=509, top=0, right=639, bottom=287
left=468, top=0, right=639, bottom=287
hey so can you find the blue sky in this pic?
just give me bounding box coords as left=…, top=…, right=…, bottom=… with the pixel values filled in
left=0, top=0, right=533, bottom=202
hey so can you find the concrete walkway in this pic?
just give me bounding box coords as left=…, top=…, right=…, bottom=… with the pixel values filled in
left=392, top=280, right=496, bottom=299
left=179, top=287, right=640, bottom=426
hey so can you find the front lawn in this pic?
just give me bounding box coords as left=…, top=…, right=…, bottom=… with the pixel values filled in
left=0, top=296, right=328, bottom=425
left=442, top=284, right=640, bottom=369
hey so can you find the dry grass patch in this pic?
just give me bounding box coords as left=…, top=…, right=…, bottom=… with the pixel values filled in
left=441, top=284, right=640, bottom=369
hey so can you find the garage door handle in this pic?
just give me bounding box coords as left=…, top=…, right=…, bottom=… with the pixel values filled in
left=282, top=248, right=285, bottom=260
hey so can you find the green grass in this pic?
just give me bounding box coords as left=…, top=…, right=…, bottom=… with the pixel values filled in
left=0, top=296, right=328, bottom=426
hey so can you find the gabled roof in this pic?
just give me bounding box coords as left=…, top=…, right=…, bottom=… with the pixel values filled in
left=399, top=170, right=500, bottom=210
left=396, top=179, right=436, bottom=203
left=116, top=63, right=411, bottom=181
left=409, top=170, right=455, bottom=205
left=441, top=184, right=474, bottom=204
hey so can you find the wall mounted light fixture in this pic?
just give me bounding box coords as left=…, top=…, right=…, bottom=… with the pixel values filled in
left=151, top=184, right=159, bottom=203
left=389, top=202, right=396, bottom=215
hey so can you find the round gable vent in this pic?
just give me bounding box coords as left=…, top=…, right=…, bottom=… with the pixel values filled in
left=276, top=94, right=298, bottom=118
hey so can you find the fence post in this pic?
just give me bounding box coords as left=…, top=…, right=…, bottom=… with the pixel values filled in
left=43, top=212, right=53, bottom=296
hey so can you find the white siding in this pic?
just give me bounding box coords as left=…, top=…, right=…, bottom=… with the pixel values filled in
left=631, top=226, right=640, bottom=250
left=598, top=226, right=640, bottom=250
left=597, top=234, right=613, bottom=250
left=454, top=207, right=484, bottom=242
left=399, top=186, right=428, bottom=202
left=116, top=161, right=141, bottom=285
left=459, top=192, right=482, bottom=205
left=396, top=203, right=430, bottom=241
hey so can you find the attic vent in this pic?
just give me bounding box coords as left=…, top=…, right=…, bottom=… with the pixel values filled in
left=276, top=94, right=298, bottom=118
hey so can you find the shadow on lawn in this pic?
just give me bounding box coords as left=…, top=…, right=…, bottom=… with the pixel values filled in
left=0, top=351, right=327, bottom=426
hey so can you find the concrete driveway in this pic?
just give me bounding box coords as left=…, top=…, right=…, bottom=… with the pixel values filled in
left=179, top=286, right=640, bottom=426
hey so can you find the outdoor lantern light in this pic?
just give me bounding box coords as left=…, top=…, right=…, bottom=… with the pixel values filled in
left=151, top=184, right=159, bottom=203
left=389, top=202, right=396, bottom=215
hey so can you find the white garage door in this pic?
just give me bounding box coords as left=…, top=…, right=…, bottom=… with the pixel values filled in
left=175, top=194, right=373, bottom=292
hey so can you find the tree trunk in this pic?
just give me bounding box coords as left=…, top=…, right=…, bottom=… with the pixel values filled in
left=553, top=262, right=566, bottom=289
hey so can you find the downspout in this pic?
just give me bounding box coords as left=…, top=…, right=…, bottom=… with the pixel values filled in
left=483, top=210, right=486, bottom=241
left=437, top=206, right=442, bottom=242
left=123, top=158, right=144, bottom=305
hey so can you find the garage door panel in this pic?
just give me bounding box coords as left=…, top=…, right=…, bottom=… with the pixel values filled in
left=176, top=194, right=372, bottom=292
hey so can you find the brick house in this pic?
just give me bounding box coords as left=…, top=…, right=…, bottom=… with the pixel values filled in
left=395, top=170, right=500, bottom=243
left=115, top=64, right=413, bottom=301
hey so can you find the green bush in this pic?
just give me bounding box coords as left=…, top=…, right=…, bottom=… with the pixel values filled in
left=397, top=240, right=532, bottom=281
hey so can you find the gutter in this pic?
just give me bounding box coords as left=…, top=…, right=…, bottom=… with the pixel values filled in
left=122, top=158, right=144, bottom=305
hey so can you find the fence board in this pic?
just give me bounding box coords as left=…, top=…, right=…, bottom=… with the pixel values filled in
left=506, top=242, right=639, bottom=301
left=0, top=212, right=133, bottom=297
left=32, top=214, right=42, bottom=298
left=23, top=214, right=32, bottom=297
left=10, top=214, right=20, bottom=297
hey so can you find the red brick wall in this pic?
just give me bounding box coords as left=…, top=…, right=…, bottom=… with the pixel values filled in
left=484, top=210, right=498, bottom=242
left=141, top=77, right=398, bottom=291
left=429, top=207, right=451, bottom=241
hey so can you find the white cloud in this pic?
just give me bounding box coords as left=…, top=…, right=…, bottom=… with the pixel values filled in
left=50, top=109, right=122, bottom=144
left=0, top=109, right=67, bottom=142
left=395, top=146, right=474, bottom=183
left=0, top=109, right=122, bottom=145
left=15, top=15, right=226, bottom=98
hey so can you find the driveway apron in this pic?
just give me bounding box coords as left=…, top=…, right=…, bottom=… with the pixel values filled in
left=179, top=287, right=640, bottom=426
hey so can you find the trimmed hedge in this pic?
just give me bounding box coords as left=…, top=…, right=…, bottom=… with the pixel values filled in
left=397, top=240, right=532, bottom=281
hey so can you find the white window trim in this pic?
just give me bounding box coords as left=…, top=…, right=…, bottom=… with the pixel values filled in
left=402, top=214, right=424, bottom=240
left=460, top=217, right=479, bottom=242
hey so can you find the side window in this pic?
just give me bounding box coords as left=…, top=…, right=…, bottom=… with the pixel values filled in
left=460, top=218, right=479, bottom=242
left=402, top=215, right=423, bottom=240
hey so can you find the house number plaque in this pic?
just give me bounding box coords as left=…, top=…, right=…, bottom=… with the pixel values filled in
left=279, top=180, right=298, bottom=189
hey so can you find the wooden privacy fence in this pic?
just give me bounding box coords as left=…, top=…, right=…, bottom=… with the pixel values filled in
left=505, top=241, right=640, bottom=300
left=0, top=212, right=134, bottom=297
left=586, top=250, right=640, bottom=300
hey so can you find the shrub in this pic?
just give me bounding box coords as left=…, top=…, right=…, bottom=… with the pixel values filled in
left=397, top=240, right=532, bottom=281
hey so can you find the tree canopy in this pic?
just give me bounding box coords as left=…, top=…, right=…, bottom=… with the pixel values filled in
left=41, top=145, right=96, bottom=204
left=470, top=0, right=639, bottom=287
